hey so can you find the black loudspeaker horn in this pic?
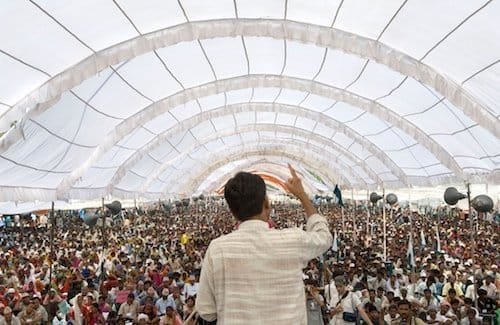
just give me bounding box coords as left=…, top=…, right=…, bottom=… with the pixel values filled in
left=386, top=193, right=398, bottom=206
left=105, top=201, right=122, bottom=215
left=443, top=187, right=467, bottom=205
left=162, top=203, right=172, bottom=211
left=370, top=192, right=382, bottom=204
left=82, top=212, right=99, bottom=227
left=471, top=195, right=494, bottom=213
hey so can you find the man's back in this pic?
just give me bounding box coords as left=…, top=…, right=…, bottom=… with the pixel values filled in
left=196, top=215, right=332, bottom=324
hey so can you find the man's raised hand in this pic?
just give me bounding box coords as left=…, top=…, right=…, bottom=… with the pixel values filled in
left=284, top=164, right=306, bottom=200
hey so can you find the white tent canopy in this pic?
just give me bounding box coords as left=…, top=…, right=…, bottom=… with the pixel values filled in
left=0, top=0, right=499, bottom=202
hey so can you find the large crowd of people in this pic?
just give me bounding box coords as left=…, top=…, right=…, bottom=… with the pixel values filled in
left=0, top=199, right=498, bottom=324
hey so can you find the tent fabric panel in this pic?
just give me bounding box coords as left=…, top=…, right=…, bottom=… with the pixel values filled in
left=201, top=37, right=249, bottom=80
left=236, top=0, right=285, bottom=20
left=348, top=61, right=406, bottom=100
left=116, top=128, right=156, bottom=151
left=0, top=54, right=49, bottom=106
left=155, top=41, right=215, bottom=89
left=143, top=113, right=179, bottom=135
left=422, top=1, right=500, bottom=83
left=197, top=93, right=227, bottom=112
left=116, top=0, right=187, bottom=34
left=77, top=70, right=152, bottom=120
left=115, top=171, right=146, bottom=192
left=72, top=167, right=118, bottom=189
left=33, top=0, right=139, bottom=51
left=463, top=63, right=500, bottom=117
left=115, top=51, right=184, bottom=102
left=182, top=0, right=236, bottom=21
left=93, top=146, right=136, bottom=169
left=244, top=37, right=285, bottom=75
left=0, top=1, right=92, bottom=75
left=322, top=103, right=365, bottom=123
left=286, top=0, right=342, bottom=27
left=129, top=155, right=162, bottom=179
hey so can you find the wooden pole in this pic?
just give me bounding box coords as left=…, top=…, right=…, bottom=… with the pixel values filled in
left=341, top=206, right=345, bottom=235
left=101, top=198, right=106, bottom=248
left=49, top=201, right=55, bottom=286
left=383, top=188, right=387, bottom=261
left=351, top=189, right=356, bottom=244
left=366, top=189, right=370, bottom=236
left=466, top=183, right=479, bottom=309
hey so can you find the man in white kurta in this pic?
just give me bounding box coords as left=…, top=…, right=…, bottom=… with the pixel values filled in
left=196, top=165, right=333, bottom=324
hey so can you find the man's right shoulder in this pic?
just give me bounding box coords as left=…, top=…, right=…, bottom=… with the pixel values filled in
left=207, top=227, right=305, bottom=248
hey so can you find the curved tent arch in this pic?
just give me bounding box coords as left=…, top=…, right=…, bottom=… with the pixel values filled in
left=163, top=143, right=355, bottom=196
left=0, top=3, right=499, bottom=201
left=0, top=19, right=496, bottom=140
left=104, top=102, right=412, bottom=195
left=112, top=150, right=349, bottom=200
left=197, top=160, right=333, bottom=195
left=168, top=147, right=352, bottom=198
left=54, top=74, right=471, bottom=198
left=196, top=160, right=297, bottom=195
left=136, top=132, right=375, bottom=194
left=200, top=161, right=341, bottom=195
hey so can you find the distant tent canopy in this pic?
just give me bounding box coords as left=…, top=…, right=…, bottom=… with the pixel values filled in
left=0, top=1, right=498, bottom=202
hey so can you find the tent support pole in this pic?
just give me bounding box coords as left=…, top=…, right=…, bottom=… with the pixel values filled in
left=101, top=198, right=106, bottom=248
left=49, top=201, right=55, bottom=286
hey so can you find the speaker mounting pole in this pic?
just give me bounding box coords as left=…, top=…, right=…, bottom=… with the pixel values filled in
left=382, top=188, right=386, bottom=262
left=49, top=201, right=55, bottom=286
left=101, top=197, right=106, bottom=248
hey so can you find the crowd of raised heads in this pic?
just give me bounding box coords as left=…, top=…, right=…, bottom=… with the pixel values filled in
left=0, top=200, right=498, bottom=325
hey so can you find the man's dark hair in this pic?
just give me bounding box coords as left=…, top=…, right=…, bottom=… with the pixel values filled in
left=398, top=299, right=411, bottom=308
left=365, top=303, right=377, bottom=313
left=224, top=172, right=266, bottom=221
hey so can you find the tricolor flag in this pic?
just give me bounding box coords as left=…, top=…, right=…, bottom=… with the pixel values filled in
left=435, top=226, right=441, bottom=252
left=407, top=235, right=416, bottom=269
left=332, top=231, right=339, bottom=252
left=420, top=229, right=426, bottom=247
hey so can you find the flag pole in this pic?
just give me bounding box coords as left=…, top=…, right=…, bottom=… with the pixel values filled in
left=382, top=188, right=387, bottom=262
left=410, top=213, right=415, bottom=273
left=341, top=206, right=345, bottom=235
left=466, top=182, right=479, bottom=309
left=49, top=201, right=55, bottom=286
left=366, top=189, right=370, bottom=236
left=101, top=197, right=106, bottom=248
left=351, top=189, right=356, bottom=244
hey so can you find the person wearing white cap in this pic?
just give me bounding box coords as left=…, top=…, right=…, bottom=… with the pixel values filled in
left=137, top=313, right=148, bottom=324
left=155, top=288, right=176, bottom=316
left=426, top=305, right=446, bottom=324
